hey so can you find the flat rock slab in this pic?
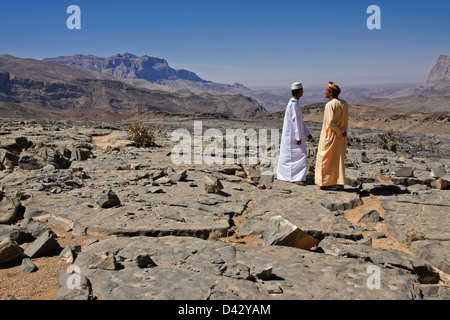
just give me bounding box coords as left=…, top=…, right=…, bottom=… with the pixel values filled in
left=241, top=180, right=364, bottom=240
left=73, top=236, right=422, bottom=300
left=380, top=189, right=450, bottom=274
left=24, top=192, right=237, bottom=240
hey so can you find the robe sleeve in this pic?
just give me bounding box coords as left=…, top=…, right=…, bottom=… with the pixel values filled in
left=302, top=120, right=311, bottom=137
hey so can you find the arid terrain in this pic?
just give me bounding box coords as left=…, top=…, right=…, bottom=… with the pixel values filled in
left=0, top=51, right=449, bottom=301
left=1, top=114, right=449, bottom=300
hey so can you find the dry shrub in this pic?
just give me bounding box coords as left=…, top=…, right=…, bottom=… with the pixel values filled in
left=376, top=129, right=398, bottom=152
left=127, top=122, right=156, bottom=148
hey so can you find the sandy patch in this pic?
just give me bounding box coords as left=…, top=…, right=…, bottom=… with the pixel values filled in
left=0, top=222, right=107, bottom=300
left=344, top=195, right=413, bottom=254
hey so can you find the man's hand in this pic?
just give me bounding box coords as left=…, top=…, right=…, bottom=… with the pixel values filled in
left=342, top=131, right=347, bottom=137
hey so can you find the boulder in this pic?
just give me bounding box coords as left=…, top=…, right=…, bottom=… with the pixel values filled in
left=86, top=251, right=117, bottom=270
left=357, top=209, right=381, bottom=225
left=0, top=224, right=34, bottom=244
left=391, top=167, right=414, bottom=177
left=170, top=169, right=188, bottom=182
left=204, top=176, right=223, bottom=194
left=0, top=193, right=25, bottom=225
left=96, top=189, right=121, bottom=208
left=24, top=228, right=62, bottom=258
left=0, top=237, right=26, bottom=265
left=21, top=257, right=38, bottom=273
left=431, top=164, right=446, bottom=179
left=134, top=254, right=157, bottom=268
left=0, top=150, right=20, bottom=169
left=431, top=178, right=448, bottom=190
left=263, top=215, right=318, bottom=250
left=19, top=148, right=71, bottom=170
left=56, top=269, right=91, bottom=300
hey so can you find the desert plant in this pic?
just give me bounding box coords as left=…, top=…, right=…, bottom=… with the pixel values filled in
left=127, top=121, right=156, bottom=148
left=376, top=130, right=398, bottom=152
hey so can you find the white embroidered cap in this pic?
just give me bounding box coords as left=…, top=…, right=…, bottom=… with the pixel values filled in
left=291, top=81, right=303, bottom=90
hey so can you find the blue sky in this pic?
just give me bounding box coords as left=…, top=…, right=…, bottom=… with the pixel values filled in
left=1, top=0, right=449, bottom=89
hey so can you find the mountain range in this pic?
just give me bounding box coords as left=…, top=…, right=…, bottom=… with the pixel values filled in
left=0, top=52, right=448, bottom=122
left=45, top=53, right=449, bottom=113
left=0, top=54, right=267, bottom=120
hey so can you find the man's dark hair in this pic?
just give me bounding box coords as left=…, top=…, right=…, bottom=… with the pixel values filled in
left=292, top=89, right=302, bottom=97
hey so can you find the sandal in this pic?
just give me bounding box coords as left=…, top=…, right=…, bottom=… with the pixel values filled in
left=294, top=181, right=307, bottom=186
left=319, top=185, right=337, bottom=190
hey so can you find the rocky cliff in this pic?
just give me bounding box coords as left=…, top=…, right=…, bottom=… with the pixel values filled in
left=44, top=53, right=207, bottom=84
left=427, top=55, right=450, bottom=84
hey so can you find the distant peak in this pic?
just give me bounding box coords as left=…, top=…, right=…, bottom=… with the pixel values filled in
left=119, top=52, right=138, bottom=58
left=427, top=54, right=450, bottom=84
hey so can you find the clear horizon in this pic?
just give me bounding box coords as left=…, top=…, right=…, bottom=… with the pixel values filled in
left=1, top=0, right=449, bottom=89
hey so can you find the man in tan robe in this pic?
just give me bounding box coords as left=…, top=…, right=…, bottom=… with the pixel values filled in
left=315, top=82, right=349, bottom=190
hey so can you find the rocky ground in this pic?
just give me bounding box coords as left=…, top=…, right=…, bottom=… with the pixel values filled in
left=0, top=115, right=449, bottom=300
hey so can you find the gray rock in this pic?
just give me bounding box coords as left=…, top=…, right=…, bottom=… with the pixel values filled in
left=84, top=251, right=117, bottom=270
left=357, top=209, right=381, bottom=225
left=431, top=178, right=448, bottom=190
left=0, top=150, right=19, bottom=169
left=0, top=237, right=26, bottom=265
left=24, top=228, right=61, bottom=258
left=0, top=224, right=34, bottom=244
left=20, top=218, right=47, bottom=237
left=134, top=254, right=157, bottom=268
left=96, top=189, right=121, bottom=208
left=56, top=269, right=91, bottom=300
left=204, top=175, right=223, bottom=194
left=391, top=167, right=414, bottom=177
left=263, top=215, right=319, bottom=250
left=0, top=194, right=25, bottom=225
left=21, top=257, right=38, bottom=273
left=259, top=174, right=274, bottom=188
left=59, top=245, right=77, bottom=264
left=170, top=170, right=188, bottom=182
left=409, top=240, right=450, bottom=274
left=251, top=265, right=273, bottom=280
left=430, top=164, right=446, bottom=179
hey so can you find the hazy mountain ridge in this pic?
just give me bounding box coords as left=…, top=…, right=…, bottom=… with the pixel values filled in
left=0, top=55, right=267, bottom=120
left=358, top=55, right=450, bottom=112
left=44, top=53, right=449, bottom=113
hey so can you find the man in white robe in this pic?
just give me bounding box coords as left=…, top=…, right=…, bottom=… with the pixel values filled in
left=277, top=81, right=313, bottom=185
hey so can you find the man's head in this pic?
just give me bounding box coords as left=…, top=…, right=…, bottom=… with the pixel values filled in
left=325, top=81, right=341, bottom=99
left=291, top=81, right=303, bottom=99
